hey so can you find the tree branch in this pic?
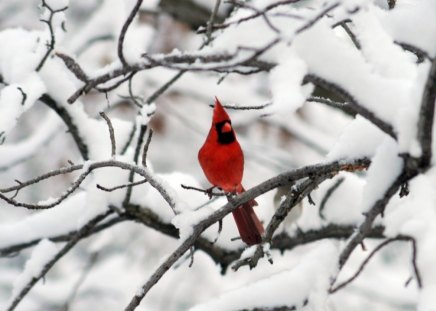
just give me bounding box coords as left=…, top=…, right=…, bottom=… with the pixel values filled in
left=417, top=58, right=436, bottom=167
left=123, top=158, right=371, bottom=310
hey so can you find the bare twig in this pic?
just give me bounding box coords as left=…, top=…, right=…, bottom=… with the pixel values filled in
left=146, top=70, right=187, bottom=104
left=97, top=179, right=147, bottom=192
left=205, top=0, right=222, bottom=42
left=409, top=237, right=422, bottom=288
left=99, top=112, right=116, bottom=157
left=124, top=125, right=147, bottom=206
left=319, top=177, right=345, bottom=219
left=118, top=0, right=144, bottom=67
left=142, top=128, right=153, bottom=167
left=121, top=123, right=137, bottom=155
left=36, top=0, right=68, bottom=71
left=335, top=20, right=360, bottom=49
left=16, top=87, right=27, bottom=106
left=181, top=184, right=226, bottom=197
left=395, top=41, right=431, bottom=64
left=330, top=237, right=408, bottom=293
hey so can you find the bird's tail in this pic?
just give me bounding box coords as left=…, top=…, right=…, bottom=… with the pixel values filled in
left=231, top=186, right=264, bottom=245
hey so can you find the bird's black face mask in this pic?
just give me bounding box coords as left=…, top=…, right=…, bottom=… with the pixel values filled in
left=215, top=121, right=236, bottom=145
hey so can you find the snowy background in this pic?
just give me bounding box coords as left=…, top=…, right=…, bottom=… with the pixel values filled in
left=0, top=0, right=435, bottom=310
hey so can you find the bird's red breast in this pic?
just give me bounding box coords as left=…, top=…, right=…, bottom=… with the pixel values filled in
left=198, top=97, right=244, bottom=193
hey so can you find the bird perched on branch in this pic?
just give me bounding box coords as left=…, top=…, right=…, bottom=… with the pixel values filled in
left=198, top=97, right=264, bottom=245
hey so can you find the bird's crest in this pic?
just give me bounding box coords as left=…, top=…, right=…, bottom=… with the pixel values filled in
left=213, top=97, right=230, bottom=124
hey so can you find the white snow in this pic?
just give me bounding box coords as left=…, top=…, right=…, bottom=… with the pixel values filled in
left=328, top=116, right=386, bottom=160
left=0, top=0, right=434, bottom=310
left=0, top=193, right=89, bottom=249
left=11, top=239, right=58, bottom=298
left=377, top=0, right=436, bottom=57
left=188, top=242, right=338, bottom=311
left=360, top=138, right=402, bottom=212
left=0, top=111, right=61, bottom=169
left=268, top=50, right=308, bottom=113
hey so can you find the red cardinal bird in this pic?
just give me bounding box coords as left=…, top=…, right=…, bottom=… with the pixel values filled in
left=198, top=97, right=264, bottom=245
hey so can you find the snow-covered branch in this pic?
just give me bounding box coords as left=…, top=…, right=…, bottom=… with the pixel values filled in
left=0, top=0, right=435, bottom=310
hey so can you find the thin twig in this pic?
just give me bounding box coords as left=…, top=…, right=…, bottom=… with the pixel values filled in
left=36, top=0, right=68, bottom=71
left=409, top=237, right=422, bottom=288
left=181, top=184, right=226, bottom=197
left=208, top=102, right=272, bottom=110
left=142, top=129, right=153, bottom=167
left=197, top=0, right=303, bottom=34
left=319, top=177, right=345, bottom=219
left=307, top=96, right=355, bottom=116
left=124, top=125, right=147, bottom=206
left=305, top=75, right=397, bottom=139
left=205, top=0, right=222, bottom=42
left=97, top=179, right=147, bottom=192
left=330, top=237, right=408, bottom=293
left=99, top=112, right=116, bottom=157
left=0, top=160, right=178, bottom=212
left=118, top=0, right=144, bottom=67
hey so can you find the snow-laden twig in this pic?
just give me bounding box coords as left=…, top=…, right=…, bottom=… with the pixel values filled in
left=305, top=75, right=397, bottom=139
left=334, top=58, right=436, bottom=284
left=40, top=94, right=89, bottom=159
left=307, top=96, right=355, bottom=116
left=0, top=214, right=127, bottom=257
left=0, top=160, right=177, bottom=212
left=197, top=0, right=304, bottom=34
left=6, top=211, right=112, bottom=311
left=66, top=1, right=342, bottom=104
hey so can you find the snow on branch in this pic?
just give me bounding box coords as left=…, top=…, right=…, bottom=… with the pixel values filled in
left=0, top=0, right=435, bottom=310
left=124, top=158, right=371, bottom=310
